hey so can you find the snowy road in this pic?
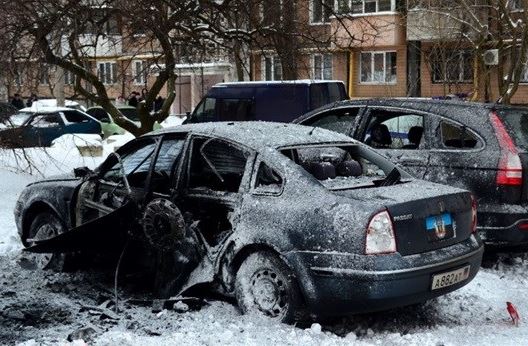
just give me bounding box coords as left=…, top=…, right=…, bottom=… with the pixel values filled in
left=0, top=143, right=527, bottom=345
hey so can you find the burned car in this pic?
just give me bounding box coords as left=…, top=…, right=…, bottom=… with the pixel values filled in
left=15, top=122, right=484, bottom=322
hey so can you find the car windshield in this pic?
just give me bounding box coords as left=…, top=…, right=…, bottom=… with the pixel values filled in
left=5, top=112, right=32, bottom=127
left=497, top=108, right=528, bottom=150
left=281, top=144, right=396, bottom=190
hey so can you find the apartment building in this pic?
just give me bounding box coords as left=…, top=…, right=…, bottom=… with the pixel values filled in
left=251, top=0, right=528, bottom=105
left=3, top=7, right=236, bottom=114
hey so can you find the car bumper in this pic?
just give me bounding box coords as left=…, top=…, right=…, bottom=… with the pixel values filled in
left=284, top=235, right=483, bottom=316
left=477, top=203, right=528, bottom=247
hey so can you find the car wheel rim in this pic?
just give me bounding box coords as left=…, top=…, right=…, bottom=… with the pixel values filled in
left=29, top=223, right=59, bottom=269
left=249, top=268, right=289, bottom=318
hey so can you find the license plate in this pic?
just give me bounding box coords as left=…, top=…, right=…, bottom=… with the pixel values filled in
left=425, top=213, right=454, bottom=242
left=431, top=265, right=470, bottom=290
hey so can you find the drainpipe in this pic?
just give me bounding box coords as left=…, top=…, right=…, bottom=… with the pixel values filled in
left=348, top=50, right=354, bottom=98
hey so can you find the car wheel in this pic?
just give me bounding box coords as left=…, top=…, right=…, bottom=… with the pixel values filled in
left=235, top=251, right=303, bottom=323
left=27, top=212, right=68, bottom=271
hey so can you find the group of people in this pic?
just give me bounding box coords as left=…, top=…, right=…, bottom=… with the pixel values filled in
left=116, top=88, right=165, bottom=112
left=10, top=93, right=38, bottom=110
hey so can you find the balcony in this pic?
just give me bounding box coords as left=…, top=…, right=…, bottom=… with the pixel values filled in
left=406, top=7, right=482, bottom=41
left=330, top=13, right=406, bottom=48
left=62, top=35, right=123, bottom=58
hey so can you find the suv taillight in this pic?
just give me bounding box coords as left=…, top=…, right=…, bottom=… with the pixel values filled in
left=365, top=210, right=397, bottom=255
left=471, top=195, right=478, bottom=234
left=490, top=111, right=522, bottom=186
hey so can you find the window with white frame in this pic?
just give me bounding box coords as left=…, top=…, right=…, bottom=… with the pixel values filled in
left=261, top=0, right=282, bottom=26
left=311, top=0, right=333, bottom=23
left=39, top=65, right=49, bottom=85
left=98, top=61, right=117, bottom=85
left=313, top=54, right=333, bottom=79
left=337, top=0, right=395, bottom=14
left=263, top=56, right=282, bottom=81
left=360, top=51, right=397, bottom=84
left=431, top=50, right=473, bottom=83
left=508, top=0, right=523, bottom=10
left=63, top=69, right=76, bottom=85
left=133, top=60, right=147, bottom=85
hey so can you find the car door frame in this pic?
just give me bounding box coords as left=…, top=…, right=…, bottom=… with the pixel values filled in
left=297, top=105, right=366, bottom=137
left=424, top=112, right=489, bottom=192
left=352, top=106, right=435, bottom=179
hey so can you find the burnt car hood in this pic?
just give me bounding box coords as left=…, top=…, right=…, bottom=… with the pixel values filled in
left=26, top=173, right=79, bottom=187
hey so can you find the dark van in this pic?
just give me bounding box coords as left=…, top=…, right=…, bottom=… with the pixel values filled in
left=186, top=80, right=348, bottom=123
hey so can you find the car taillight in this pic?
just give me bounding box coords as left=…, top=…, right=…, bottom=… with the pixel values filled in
left=490, top=111, right=522, bottom=186
left=365, top=210, right=396, bottom=255
left=471, top=195, right=478, bottom=234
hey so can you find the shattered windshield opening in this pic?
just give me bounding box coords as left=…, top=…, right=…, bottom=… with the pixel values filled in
left=281, top=144, right=395, bottom=190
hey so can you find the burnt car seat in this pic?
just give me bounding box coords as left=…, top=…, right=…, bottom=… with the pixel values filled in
left=366, top=124, right=392, bottom=148
left=402, top=126, right=424, bottom=149
left=308, top=162, right=336, bottom=180
left=336, top=160, right=362, bottom=177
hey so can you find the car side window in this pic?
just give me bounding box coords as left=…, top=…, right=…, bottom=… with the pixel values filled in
left=151, top=137, right=186, bottom=193
left=103, top=139, right=157, bottom=188
left=439, top=121, right=482, bottom=149
left=63, top=110, right=89, bottom=123
left=188, top=138, right=249, bottom=193
left=192, top=98, right=216, bottom=122
left=303, top=108, right=359, bottom=135
left=363, top=110, right=424, bottom=150
left=218, top=98, right=254, bottom=121
left=254, top=161, right=283, bottom=194
left=88, top=108, right=110, bottom=122
left=29, top=113, right=62, bottom=128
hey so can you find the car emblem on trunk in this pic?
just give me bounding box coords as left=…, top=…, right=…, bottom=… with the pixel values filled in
left=435, top=217, right=447, bottom=239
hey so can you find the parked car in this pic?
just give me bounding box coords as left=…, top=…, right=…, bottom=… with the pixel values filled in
left=17, top=122, right=482, bottom=322
left=86, top=105, right=162, bottom=138
left=294, top=98, right=528, bottom=248
left=26, top=99, right=86, bottom=112
left=186, top=80, right=348, bottom=124
left=0, top=107, right=101, bottom=147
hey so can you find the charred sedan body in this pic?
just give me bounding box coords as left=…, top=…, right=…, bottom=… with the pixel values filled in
left=15, top=122, right=483, bottom=322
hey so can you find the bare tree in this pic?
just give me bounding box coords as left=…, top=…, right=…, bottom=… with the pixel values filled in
left=408, top=0, right=528, bottom=104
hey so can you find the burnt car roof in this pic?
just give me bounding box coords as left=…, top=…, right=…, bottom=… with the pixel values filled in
left=150, top=121, right=355, bottom=150
left=295, top=98, right=528, bottom=123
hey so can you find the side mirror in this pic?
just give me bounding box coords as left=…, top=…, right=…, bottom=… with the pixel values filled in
left=74, top=166, right=92, bottom=178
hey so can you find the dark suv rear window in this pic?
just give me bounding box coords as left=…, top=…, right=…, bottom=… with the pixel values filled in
left=497, top=108, right=528, bottom=150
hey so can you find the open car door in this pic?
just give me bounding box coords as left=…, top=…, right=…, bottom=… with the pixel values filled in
left=25, top=137, right=160, bottom=254
left=25, top=202, right=136, bottom=253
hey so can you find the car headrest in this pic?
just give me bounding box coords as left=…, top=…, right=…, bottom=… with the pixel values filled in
left=407, top=126, right=423, bottom=145
left=309, top=161, right=336, bottom=180
left=337, top=160, right=362, bottom=177
left=370, top=124, right=392, bottom=146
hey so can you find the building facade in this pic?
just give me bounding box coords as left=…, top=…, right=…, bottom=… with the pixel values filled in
left=251, top=0, right=528, bottom=105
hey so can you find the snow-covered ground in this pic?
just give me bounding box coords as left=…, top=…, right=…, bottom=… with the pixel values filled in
left=0, top=134, right=527, bottom=345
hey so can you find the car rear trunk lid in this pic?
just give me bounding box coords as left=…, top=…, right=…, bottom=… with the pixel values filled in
left=335, top=180, right=473, bottom=256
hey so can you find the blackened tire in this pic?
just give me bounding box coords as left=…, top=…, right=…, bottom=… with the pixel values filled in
left=234, top=251, right=303, bottom=324
left=27, top=212, right=70, bottom=271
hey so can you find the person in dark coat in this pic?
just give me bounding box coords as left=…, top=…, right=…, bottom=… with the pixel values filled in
left=154, top=96, right=164, bottom=112
left=26, top=94, right=38, bottom=108
left=128, top=91, right=138, bottom=107
left=11, top=94, right=25, bottom=109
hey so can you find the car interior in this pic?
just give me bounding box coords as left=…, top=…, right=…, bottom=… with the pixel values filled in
left=364, top=111, right=425, bottom=150
left=185, top=137, right=250, bottom=246
left=282, top=146, right=385, bottom=182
